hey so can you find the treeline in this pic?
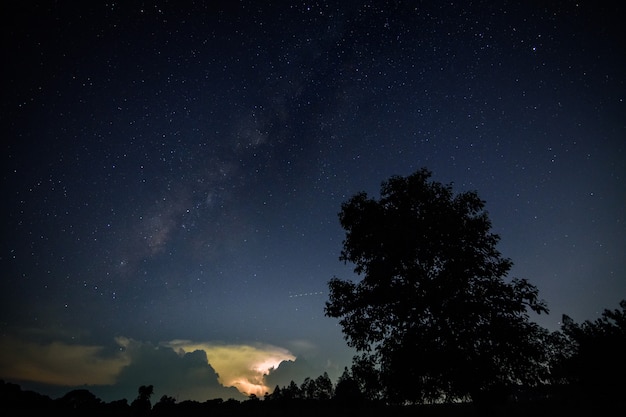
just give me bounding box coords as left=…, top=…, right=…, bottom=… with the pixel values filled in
left=0, top=378, right=473, bottom=417
left=0, top=375, right=372, bottom=417
left=2, top=300, right=625, bottom=416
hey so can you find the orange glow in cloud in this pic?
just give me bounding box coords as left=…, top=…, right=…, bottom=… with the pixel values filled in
left=166, top=340, right=295, bottom=396
left=0, top=335, right=295, bottom=398
left=0, top=335, right=130, bottom=386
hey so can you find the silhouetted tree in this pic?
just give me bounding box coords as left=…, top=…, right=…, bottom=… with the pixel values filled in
left=350, top=353, right=383, bottom=402
left=301, top=376, right=317, bottom=399
left=544, top=327, right=577, bottom=386
left=152, top=394, right=176, bottom=414
left=223, top=398, right=241, bottom=407
left=130, top=384, right=153, bottom=416
left=57, top=389, right=102, bottom=410
left=334, top=367, right=363, bottom=404
left=104, top=398, right=130, bottom=414
left=138, top=384, right=154, bottom=400
left=553, top=300, right=626, bottom=400
left=282, top=380, right=302, bottom=400
left=315, top=372, right=334, bottom=400
left=0, top=380, right=53, bottom=410
left=325, top=168, right=549, bottom=405
left=269, top=385, right=282, bottom=401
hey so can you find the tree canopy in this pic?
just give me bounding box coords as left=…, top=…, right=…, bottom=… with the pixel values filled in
left=325, top=168, right=549, bottom=404
left=551, top=300, right=626, bottom=399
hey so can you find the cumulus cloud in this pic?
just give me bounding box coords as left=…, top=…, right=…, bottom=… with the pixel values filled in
left=108, top=338, right=243, bottom=402
left=264, top=356, right=318, bottom=389
left=166, top=340, right=295, bottom=397
left=0, top=334, right=298, bottom=401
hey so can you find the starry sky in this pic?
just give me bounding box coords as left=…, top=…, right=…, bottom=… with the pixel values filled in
left=1, top=0, right=624, bottom=403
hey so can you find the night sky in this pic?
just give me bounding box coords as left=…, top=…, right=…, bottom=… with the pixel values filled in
left=1, top=0, right=624, bottom=403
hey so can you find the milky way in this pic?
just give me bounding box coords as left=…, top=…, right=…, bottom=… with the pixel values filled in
left=1, top=1, right=624, bottom=402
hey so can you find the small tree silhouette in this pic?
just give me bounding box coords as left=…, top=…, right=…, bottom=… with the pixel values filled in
left=152, top=394, right=176, bottom=413
left=282, top=380, right=302, bottom=400
left=58, top=389, right=102, bottom=410
left=315, top=372, right=334, bottom=400
left=334, top=367, right=363, bottom=404
left=130, top=384, right=153, bottom=416
left=300, top=377, right=317, bottom=399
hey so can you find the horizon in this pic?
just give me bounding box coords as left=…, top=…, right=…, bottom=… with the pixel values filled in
left=1, top=0, right=624, bottom=405
left=0, top=346, right=328, bottom=403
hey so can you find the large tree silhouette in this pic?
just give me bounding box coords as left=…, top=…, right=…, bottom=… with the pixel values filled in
left=325, top=168, right=549, bottom=404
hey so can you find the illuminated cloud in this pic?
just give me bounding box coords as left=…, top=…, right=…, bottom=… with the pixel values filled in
left=264, top=356, right=317, bottom=390
left=111, top=338, right=243, bottom=402
left=0, top=334, right=297, bottom=401
left=0, top=335, right=130, bottom=386
left=166, top=340, right=296, bottom=396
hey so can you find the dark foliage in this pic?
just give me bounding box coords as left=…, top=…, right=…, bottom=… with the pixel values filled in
left=333, top=367, right=364, bottom=404
left=56, top=388, right=103, bottom=410
left=325, top=168, right=550, bottom=404
left=549, top=300, right=626, bottom=400
left=130, top=384, right=154, bottom=416
left=0, top=380, right=53, bottom=415
left=3, top=337, right=626, bottom=417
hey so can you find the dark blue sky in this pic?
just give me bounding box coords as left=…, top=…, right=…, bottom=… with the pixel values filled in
left=1, top=0, right=624, bottom=403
